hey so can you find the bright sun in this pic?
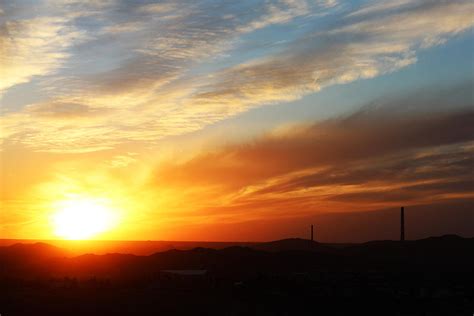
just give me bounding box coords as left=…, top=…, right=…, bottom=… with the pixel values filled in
left=52, top=198, right=118, bottom=240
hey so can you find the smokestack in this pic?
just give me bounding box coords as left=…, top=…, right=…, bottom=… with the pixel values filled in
left=400, top=207, right=405, bottom=242
left=311, top=225, right=314, bottom=242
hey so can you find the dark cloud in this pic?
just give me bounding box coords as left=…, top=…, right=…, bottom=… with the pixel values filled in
left=156, top=108, right=474, bottom=188
left=328, top=178, right=474, bottom=204
left=152, top=86, right=474, bottom=224
left=255, top=143, right=474, bottom=195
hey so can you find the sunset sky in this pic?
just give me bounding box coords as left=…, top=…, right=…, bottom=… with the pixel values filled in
left=1, top=0, right=473, bottom=242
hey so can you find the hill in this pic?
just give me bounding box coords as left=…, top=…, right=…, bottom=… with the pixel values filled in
left=1, top=235, right=473, bottom=315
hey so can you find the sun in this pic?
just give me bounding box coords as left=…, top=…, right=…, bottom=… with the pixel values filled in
left=52, top=197, right=118, bottom=240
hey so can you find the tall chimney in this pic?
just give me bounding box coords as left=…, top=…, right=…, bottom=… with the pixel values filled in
left=311, top=225, right=314, bottom=242
left=400, top=207, right=405, bottom=242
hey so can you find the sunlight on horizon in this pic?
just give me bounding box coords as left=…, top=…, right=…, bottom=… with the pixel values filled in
left=51, top=197, right=119, bottom=240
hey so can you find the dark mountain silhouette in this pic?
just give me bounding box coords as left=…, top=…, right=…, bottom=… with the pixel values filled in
left=1, top=235, right=473, bottom=278
left=345, top=234, right=474, bottom=263
left=250, top=238, right=331, bottom=252
left=0, top=242, right=68, bottom=267
left=1, top=236, right=473, bottom=315
left=0, top=242, right=68, bottom=259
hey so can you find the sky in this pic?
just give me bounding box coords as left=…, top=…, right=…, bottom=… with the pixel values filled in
left=0, top=0, right=473, bottom=242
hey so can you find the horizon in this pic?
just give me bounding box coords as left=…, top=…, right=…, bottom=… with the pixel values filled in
left=1, top=2, right=474, bottom=314
left=1, top=0, right=473, bottom=242
left=1, top=230, right=471, bottom=245
left=1, top=233, right=470, bottom=257
left=1, top=232, right=470, bottom=245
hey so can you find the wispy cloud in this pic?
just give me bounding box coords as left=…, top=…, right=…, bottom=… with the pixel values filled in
left=148, top=89, right=474, bottom=223
left=191, top=0, right=473, bottom=115
left=0, top=15, right=82, bottom=95
left=0, top=0, right=472, bottom=152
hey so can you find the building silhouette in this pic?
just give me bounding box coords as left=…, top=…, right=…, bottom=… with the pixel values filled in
left=400, top=207, right=405, bottom=242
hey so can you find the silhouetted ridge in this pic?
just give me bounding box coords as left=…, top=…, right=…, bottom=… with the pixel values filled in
left=1, top=236, right=473, bottom=280
left=0, top=242, right=68, bottom=260
left=251, top=238, right=327, bottom=252
left=2, top=237, right=473, bottom=315
left=420, top=234, right=464, bottom=242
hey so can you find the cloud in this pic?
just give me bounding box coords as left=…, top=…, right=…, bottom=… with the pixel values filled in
left=154, top=108, right=474, bottom=188
left=0, top=0, right=473, bottom=152
left=136, top=3, right=176, bottom=14
left=337, top=0, right=474, bottom=48
left=237, top=0, right=311, bottom=33
left=346, top=0, right=413, bottom=18
left=190, top=0, right=473, bottom=114
left=317, top=0, right=339, bottom=9
left=25, top=101, right=107, bottom=119
left=249, top=144, right=474, bottom=197
left=107, top=153, right=138, bottom=169
left=148, top=92, right=474, bottom=223
left=100, top=21, right=145, bottom=34
left=0, top=16, right=82, bottom=95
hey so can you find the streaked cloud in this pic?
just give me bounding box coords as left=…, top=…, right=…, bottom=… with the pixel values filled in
left=346, top=0, right=413, bottom=17
left=0, top=15, right=82, bottom=95
left=0, top=0, right=473, bottom=153
left=191, top=0, right=473, bottom=115
left=148, top=90, right=474, bottom=224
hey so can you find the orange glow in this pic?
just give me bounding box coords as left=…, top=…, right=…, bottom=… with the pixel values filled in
left=51, top=198, right=119, bottom=240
